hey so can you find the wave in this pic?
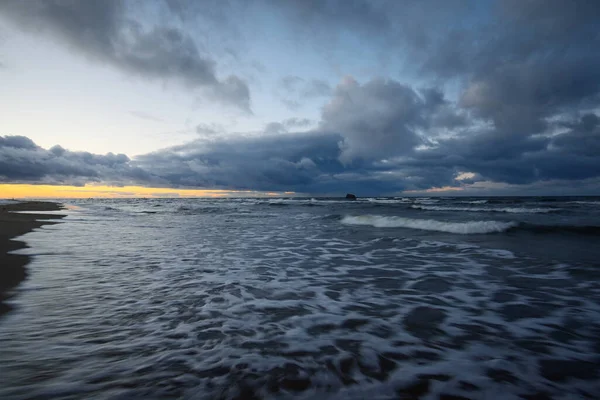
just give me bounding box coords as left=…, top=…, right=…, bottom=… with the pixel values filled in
left=462, top=200, right=488, bottom=204
left=411, top=205, right=559, bottom=214
left=341, top=215, right=517, bottom=234
left=413, top=198, right=440, bottom=204
left=364, top=198, right=411, bottom=204
left=568, top=201, right=600, bottom=205
left=340, top=215, right=600, bottom=236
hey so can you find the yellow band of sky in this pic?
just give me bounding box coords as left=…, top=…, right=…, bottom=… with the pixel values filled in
left=0, top=184, right=294, bottom=199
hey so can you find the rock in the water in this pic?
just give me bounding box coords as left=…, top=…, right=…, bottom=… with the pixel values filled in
left=345, top=193, right=357, bottom=200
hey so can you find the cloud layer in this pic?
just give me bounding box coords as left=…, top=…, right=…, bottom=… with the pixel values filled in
left=1, top=0, right=599, bottom=195
left=0, top=0, right=251, bottom=111
left=0, top=135, right=153, bottom=186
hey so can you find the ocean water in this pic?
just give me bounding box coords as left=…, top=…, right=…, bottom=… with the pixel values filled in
left=1, top=196, right=600, bottom=399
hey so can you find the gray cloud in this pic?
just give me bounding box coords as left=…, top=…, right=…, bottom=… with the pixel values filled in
left=283, top=118, right=313, bottom=129
left=1, top=1, right=600, bottom=195
left=134, top=131, right=351, bottom=192
left=264, top=122, right=287, bottom=135
left=321, top=77, right=424, bottom=163
left=321, top=77, right=462, bottom=163
left=195, top=123, right=225, bottom=136
left=0, top=135, right=154, bottom=186
left=0, top=0, right=251, bottom=111
left=394, top=110, right=600, bottom=189
left=2, top=100, right=600, bottom=195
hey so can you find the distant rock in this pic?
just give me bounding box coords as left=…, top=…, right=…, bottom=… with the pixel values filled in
left=345, top=193, right=357, bottom=200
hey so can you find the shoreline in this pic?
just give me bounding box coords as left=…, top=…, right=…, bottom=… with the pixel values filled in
left=0, top=201, right=65, bottom=316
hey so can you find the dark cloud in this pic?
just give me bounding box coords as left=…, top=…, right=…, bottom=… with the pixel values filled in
left=394, top=110, right=600, bottom=189
left=134, top=131, right=351, bottom=192
left=379, top=0, right=600, bottom=191
left=0, top=0, right=251, bottom=111
left=0, top=135, right=154, bottom=186
left=423, top=1, right=600, bottom=141
left=2, top=103, right=600, bottom=194
left=321, top=77, right=424, bottom=163
left=268, top=0, right=475, bottom=66
left=321, top=77, right=462, bottom=163
left=0, top=136, right=38, bottom=150
left=1, top=1, right=600, bottom=194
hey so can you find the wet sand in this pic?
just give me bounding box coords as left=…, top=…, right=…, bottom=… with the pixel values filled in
left=0, top=201, right=64, bottom=316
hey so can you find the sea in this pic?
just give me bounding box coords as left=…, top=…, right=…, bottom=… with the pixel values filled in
left=1, top=196, right=600, bottom=399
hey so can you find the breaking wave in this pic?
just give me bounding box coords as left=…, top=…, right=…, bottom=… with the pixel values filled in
left=569, top=200, right=600, bottom=205
left=411, top=205, right=559, bottom=213
left=341, top=215, right=600, bottom=236
left=341, top=215, right=517, bottom=234
left=364, top=198, right=411, bottom=204
left=462, top=200, right=488, bottom=204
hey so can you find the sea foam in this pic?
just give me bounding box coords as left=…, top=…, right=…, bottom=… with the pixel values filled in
left=411, top=205, right=559, bottom=213
left=341, top=215, right=517, bottom=234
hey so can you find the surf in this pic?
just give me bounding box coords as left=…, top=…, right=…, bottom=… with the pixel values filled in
left=341, top=215, right=517, bottom=234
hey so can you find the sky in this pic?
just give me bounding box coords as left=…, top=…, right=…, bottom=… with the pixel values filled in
left=1, top=0, right=599, bottom=197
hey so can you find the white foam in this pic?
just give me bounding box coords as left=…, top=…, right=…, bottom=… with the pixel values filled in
left=411, top=205, right=558, bottom=213
left=5, top=197, right=599, bottom=399
left=569, top=200, right=600, bottom=205
left=413, top=198, right=440, bottom=204
left=462, top=200, right=488, bottom=204
left=341, top=215, right=517, bottom=234
left=364, top=198, right=408, bottom=204
left=257, top=198, right=348, bottom=205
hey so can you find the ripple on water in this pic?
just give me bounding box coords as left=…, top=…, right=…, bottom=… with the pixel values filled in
left=0, top=208, right=599, bottom=399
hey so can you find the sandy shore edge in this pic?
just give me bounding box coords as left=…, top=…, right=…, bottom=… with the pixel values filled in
left=0, top=201, right=65, bottom=316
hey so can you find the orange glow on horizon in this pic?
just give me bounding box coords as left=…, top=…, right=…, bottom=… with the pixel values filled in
left=0, top=184, right=293, bottom=199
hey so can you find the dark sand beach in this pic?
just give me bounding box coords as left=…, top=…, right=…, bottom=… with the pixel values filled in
left=0, top=201, right=64, bottom=316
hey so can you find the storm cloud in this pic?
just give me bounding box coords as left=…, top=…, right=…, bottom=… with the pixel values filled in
left=1, top=1, right=599, bottom=195
left=0, top=0, right=251, bottom=111
left=321, top=77, right=463, bottom=163
left=0, top=135, right=154, bottom=186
